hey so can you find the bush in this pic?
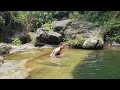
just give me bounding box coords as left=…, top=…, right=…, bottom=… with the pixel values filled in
left=69, top=11, right=81, bottom=20
left=28, top=32, right=36, bottom=45
left=0, top=16, right=5, bottom=26
left=105, top=19, right=120, bottom=43
left=12, top=37, right=22, bottom=45
left=111, top=35, right=120, bottom=43
left=31, top=38, right=36, bottom=46
left=66, top=36, right=85, bottom=48
left=42, top=21, right=52, bottom=31
left=69, top=11, right=114, bottom=27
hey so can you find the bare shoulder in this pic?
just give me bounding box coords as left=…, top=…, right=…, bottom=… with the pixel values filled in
left=53, top=47, right=60, bottom=52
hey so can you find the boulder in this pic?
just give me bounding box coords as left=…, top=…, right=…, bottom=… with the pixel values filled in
left=79, top=21, right=93, bottom=30
left=111, top=41, right=120, bottom=47
left=70, top=21, right=80, bottom=30
left=64, top=21, right=99, bottom=40
left=16, top=33, right=31, bottom=44
left=0, top=59, right=32, bottom=79
left=35, top=28, right=62, bottom=46
left=0, top=56, right=4, bottom=65
left=47, top=32, right=62, bottom=44
left=10, top=43, right=36, bottom=54
left=82, top=37, right=104, bottom=49
left=52, top=19, right=73, bottom=32
left=0, top=43, right=12, bottom=55
left=35, top=28, right=48, bottom=46
left=64, top=29, right=77, bottom=39
left=35, top=28, right=48, bottom=37
left=64, top=20, right=103, bottom=49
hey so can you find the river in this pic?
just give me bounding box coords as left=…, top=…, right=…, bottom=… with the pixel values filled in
left=3, top=46, right=120, bottom=79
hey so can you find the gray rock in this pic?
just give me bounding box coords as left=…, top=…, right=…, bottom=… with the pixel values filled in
left=47, top=32, right=62, bottom=44
left=35, top=28, right=48, bottom=37
left=64, top=29, right=77, bottom=36
left=71, top=21, right=80, bottom=30
left=0, top=56, right=4, bottom=65
left=0, top=43, right=12, bottom=55
left=83, top=37, right=104, bottom=49
left=52, top=19, right=73, bottom=32
left=10, top=43, right=36, bottom=54
left=35, top=28, right=62, bottom=46
left=0, top=59, right=32, bottom=79
left=112, top=41, right=120, bottom=47
left=64, top=29, right=77, bottom=39
left=79, top=21, right=93, bottom=30
left=35, top=28, right=48, bottom=46
left=15, top=33, right=31, bottom=44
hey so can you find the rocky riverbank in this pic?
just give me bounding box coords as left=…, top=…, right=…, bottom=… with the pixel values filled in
left=0, top=19, right=119, bottom=79
left=0, top=59, right=32, bottom=79
left=34, top=19, right=105, bottom=49
left=0, top=43, right=58, bottom=79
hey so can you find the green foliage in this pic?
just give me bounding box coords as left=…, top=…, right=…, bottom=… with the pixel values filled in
left=42, top=21, right=52, bottom=31
left=66, top=36, right=85, bottom=48
left=28, top=32, right=36, bottom=45
left=111, top=35, right=120, bottom=43
left=69, top=11, right=114, bottom=26
left=31, top=38, right=36, bottom=45
left=1, top=11, right=120, bottom=44
left=68, top=11, right=120, bottom=44
left=12, top=37, right=22, bottom=45
left=0, top=11, right=70, bottom=43
left=105, top=19, right=120, bottom=43
left=107, top=19, right=120, bottom=30
left=0, top=16, right=5, bottom=26
left=0, top=11, right=70, bottom=32
left=69, top=11, right=81, bottom=20
left=83, top=11, right=112, bottom=25
left=14, top=11, right=70, bottom=32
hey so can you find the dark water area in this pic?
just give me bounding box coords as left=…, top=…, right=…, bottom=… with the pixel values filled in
left=73, top=46, right=120, bottom=79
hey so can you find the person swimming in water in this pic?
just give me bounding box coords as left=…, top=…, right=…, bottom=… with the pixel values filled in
left=50, top=42, right=65, bottom=58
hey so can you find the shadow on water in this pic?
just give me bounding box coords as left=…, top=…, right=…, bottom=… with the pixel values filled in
left=72, top=47, right=120, bottom=79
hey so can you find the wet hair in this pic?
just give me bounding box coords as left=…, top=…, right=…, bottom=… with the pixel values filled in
left=59, top=42, right=63, bottom=46
left=58, top=42, right=65, bottom=47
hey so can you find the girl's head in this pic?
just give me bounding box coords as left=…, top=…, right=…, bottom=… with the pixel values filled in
left=59, top=42, right=65, bottom=49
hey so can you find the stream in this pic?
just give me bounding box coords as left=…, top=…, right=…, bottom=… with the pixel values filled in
left=3, top=46, right=120, bottom=79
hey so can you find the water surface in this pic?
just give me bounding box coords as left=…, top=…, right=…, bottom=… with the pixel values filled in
left=4, top=46, right=120, bottom=79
